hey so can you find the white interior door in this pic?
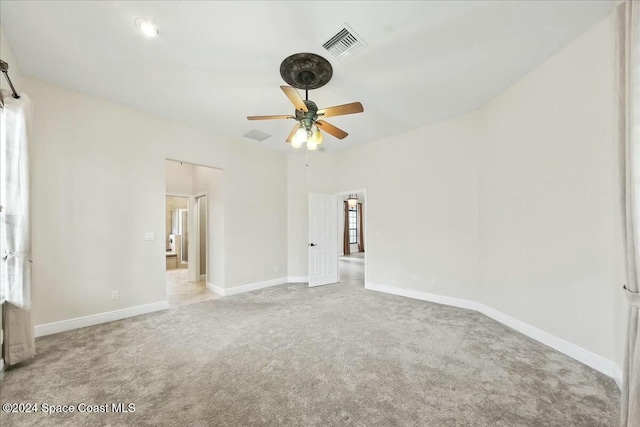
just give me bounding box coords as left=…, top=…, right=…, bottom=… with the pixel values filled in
left=308, top=193, right=338, bottom=287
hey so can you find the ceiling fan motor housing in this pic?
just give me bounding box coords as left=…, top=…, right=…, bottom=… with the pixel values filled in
left=296, top=100, right=319, bottom=131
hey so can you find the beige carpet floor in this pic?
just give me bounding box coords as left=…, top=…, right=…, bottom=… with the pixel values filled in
left=0, top=261, right=619, bottom=426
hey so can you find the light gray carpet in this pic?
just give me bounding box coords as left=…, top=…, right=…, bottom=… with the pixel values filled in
left=0, top=270, right=619, bottom=426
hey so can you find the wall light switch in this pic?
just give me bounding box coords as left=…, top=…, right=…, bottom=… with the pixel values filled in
left=145, top=232, right=156, bottom=241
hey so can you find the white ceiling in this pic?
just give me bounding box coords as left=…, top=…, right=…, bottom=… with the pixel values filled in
left=0, top=1, right=615, bottom=152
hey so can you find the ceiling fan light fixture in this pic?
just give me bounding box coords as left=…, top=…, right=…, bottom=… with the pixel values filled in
left=307, top=139, right=318, bottom=151
left=292, top=127, right=307, bottom=148
left=309, top=129, right=323, bottom=145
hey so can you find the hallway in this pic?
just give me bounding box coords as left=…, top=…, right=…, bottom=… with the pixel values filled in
left=166, top=269, right=219, bottom=307
left=339, top=252, right=365, bottom=288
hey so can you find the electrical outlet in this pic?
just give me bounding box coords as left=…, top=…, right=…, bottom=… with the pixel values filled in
left=145, top=232, right=156, bottom=241
left=274, top=266, right=279, bottom=273
left=111, top=291, right=119, bottom=300
left=411, top=275, right=418, bottom=284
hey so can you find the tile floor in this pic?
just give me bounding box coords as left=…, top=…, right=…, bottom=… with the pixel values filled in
left=166, top=268, right=219, bottom=307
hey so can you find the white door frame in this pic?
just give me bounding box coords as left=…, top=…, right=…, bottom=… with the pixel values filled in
left=193, top=192, right=208, bottom=283
left=334, top=188, right=368, bottom=286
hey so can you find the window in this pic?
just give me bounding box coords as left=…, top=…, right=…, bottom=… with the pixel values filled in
left=349, top=206, right=358, bottom=244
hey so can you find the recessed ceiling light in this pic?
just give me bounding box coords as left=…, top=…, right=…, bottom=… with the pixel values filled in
left=134, top=17, right=159, bottom=37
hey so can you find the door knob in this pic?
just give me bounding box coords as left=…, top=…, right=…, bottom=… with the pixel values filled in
left=309, top=243, right=317, bottom=247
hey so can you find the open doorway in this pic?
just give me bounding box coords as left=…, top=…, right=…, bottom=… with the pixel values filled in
left=166, top=195, right=189, bottom=270
left=165, top=159, right=223, bottom=307
left=336, top=190, right=366, bottom=288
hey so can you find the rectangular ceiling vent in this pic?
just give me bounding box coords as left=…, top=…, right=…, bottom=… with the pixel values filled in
left=243, top=129, right=271, bottom=142
left=322, top=24, right=366, bottom=61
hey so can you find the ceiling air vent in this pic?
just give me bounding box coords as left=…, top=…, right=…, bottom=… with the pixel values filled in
left=322, top=24, right=366, bottom=61
left=243, top=129, right=271, bottom=142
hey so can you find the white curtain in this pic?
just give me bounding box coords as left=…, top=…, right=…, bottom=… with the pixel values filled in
left=618, top=2, right=640, bottom=425
left=0, top=90, right=35, bottom=365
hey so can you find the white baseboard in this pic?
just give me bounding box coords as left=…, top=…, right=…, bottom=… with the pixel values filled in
left=613, top=366, right=623, bottom=391
left=199, top=274, right=206, bottom=281
left=34, top=301, right=169, bottom=338
left=207, top=277, right=288, bottom=297
left=365, top=282, right=479, bottom=311
left=206, top=282, right=225, bottom=296
left=365, top=282, right=622, bottom=387
left=478, top=303, right=619, bottom=382
left=287, top=276, right=308, bottom=284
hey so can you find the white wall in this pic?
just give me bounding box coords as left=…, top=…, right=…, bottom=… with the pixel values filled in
left=339, top=113, right=482, bottom=301
left=287, top=110, right=482, bottom=300
left=478, top=16, right=622, bottom=364
left=287, top=14, right=624, bottom=372
left=26, top=77, right=287, bottom=326
left=166, top=161, right=195, bottom=195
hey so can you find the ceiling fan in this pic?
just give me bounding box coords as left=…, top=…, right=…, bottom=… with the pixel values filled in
left=247, top=53, right=364, bottom=150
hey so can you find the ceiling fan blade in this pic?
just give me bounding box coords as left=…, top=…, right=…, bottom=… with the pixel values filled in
left=247, top=115, right=294, bottom=121
left=281, top=86, right=308, bottom=112
left=316, top=120, right=348, bottom=140
left=285, top=123, right=301, bottom=143
left=317, top=102, right=364, bottom=118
